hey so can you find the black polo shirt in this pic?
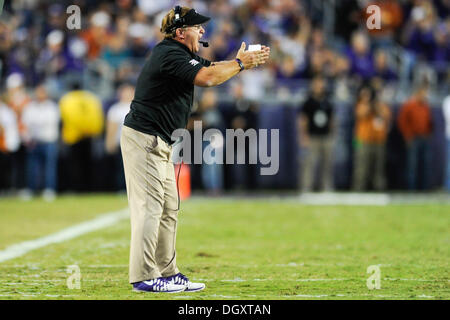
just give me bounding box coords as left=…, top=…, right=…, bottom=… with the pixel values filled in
left=124, top=38, right=211, bottom=144
left=299, top=95, right=334, bottom=136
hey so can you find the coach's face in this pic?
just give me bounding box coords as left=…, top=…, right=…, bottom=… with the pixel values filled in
left=184, top=24, right=205, bottom=53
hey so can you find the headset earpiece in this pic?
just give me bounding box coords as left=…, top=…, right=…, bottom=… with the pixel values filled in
left=173, top=6, right=184, bottom=30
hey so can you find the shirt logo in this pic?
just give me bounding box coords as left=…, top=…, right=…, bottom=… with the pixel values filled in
left=189, top=59, right=199, bottom=66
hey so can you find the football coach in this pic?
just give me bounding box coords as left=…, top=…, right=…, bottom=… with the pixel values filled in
left=120, top=5, right=270, bottom=293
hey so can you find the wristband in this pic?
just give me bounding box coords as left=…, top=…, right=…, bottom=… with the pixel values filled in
left=235, top=58, right=245, bottom=72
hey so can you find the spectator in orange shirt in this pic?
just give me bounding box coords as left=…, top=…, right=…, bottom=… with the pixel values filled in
left=81, top=11, right=112, bottom=60
left=397, top=84, right=433, bottom=190
left=353, top=86, right=391, bottom=191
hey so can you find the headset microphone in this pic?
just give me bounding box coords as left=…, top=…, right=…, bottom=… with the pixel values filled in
left=199, top=41, right=209, bottom=47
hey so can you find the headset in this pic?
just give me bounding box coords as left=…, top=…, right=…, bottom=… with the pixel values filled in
left=171, top=5, right=209, bottom=47
left=172, top=5, right=185, bottom=31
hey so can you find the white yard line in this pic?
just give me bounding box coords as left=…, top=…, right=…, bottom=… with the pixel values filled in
left=295, top=278, right=347, bottom=282
left=298, top=192, right=391, bottom=206
left=188, top=192, right=450, bottom=205
left=0, top=208, right=129, bottom=263
left=82, top=264, right=129, bottom=268
left=195, top=278, right=447, bottom=283
left=220, top=278, right=348, bottom=282
left=0, top=294, right=77, bottom=298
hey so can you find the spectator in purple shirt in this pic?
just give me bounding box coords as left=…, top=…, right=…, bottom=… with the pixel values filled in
left=407, top=27, right=436, bottom=61
left=36, top=30, right=71, bottom=79
left=346, top=31, right=374, bottom=81
left=275, top=55, right=303, bottom=91
left=431, top=22, right=450, bottom=78
left=373, top=49, right=398, bottom=82
left=6, top=29, right=37, bottom=85
left=405, top=2, right=437, bottom=62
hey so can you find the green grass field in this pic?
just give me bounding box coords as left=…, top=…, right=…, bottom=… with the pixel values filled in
left=0, top=194, right=448, bottom=300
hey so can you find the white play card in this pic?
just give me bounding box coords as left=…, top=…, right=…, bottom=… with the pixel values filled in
left=248, top=44, right=261, bottom=52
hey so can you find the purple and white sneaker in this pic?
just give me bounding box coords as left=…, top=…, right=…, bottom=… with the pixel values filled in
left=165, top=273, right=205, bottom=292
left=132, top=277, right=186, bottom=293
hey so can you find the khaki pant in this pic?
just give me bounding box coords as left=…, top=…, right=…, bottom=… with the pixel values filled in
left=301, top=135, right=334, bottom=191
left=120, top=126, right=179, bottom=283
left=353, top=142, right=386, bottom=191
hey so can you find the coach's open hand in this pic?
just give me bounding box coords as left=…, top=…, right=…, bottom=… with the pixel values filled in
left=236, top=42, right=271, bottom=70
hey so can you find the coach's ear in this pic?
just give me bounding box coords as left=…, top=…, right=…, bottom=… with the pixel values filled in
left=194, top=67, right=214, bottom=87
left=176, top=28, right=185, bottom=40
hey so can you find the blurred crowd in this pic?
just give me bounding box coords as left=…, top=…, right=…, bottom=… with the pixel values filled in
left=0, top=0, right=449, bottom=199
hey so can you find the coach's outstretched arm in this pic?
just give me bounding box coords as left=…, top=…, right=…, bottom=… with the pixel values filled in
left=194, top=42, right=270, bottom=87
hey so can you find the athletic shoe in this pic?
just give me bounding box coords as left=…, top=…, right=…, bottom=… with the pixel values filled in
left=165, top=273, right=205, bottom=292
left=132, top=277, right=186, bottom=293
left=18, top=189, right=32, bottom=201
left=42, top=189, right=56, bottom=202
